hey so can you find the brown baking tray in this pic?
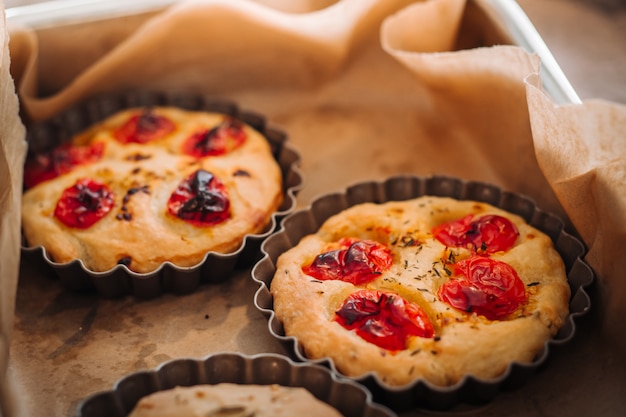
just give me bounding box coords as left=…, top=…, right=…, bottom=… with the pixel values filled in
left=252, top=175, right=594, bottom=411
left=7, top=2, right=623, bottom=417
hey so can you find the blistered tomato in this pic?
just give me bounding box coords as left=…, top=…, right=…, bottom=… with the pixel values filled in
left=336, top=289, right=434, bottom=351
left=113, top=109, right=175, bottom=144
left=24, top=142, right=105, bottom=189
left=167, top=169, right=231, bottom=226
left=438, top=256, right=527, bottom=320
left=432, top=214, right=519, bottom=253
left=54, top=178, right=115, bottom=228
left=181, top=118, right=246, bottom=157
left=302, top=238, right=392, bottom=285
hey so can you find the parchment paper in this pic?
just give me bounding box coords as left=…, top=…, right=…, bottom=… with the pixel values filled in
left=1, top=0, right=625, bottom=415
left=526, top=76, right=626, bottom=351
left=0, top=3, right=27, bottom=417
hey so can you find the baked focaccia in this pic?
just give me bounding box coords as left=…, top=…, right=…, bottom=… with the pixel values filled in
left=270, top=196, right=570, bottom=387
left=22, top=107, right=283, bottom=273
left=127, top=384, right=343, bottom=417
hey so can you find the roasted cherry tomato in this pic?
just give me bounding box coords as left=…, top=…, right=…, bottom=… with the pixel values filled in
left=24, top=142, right=105, bottom=189
left=54, top=178, right=115, bottom=228
left=181, top=118, right=246, bottom=157
left=336, top=289, right=434, bottom=351
left=438, top=256, right=527, bottom=320
left=432, top=214, right=518, bottom=254
left=302, top=238, right=392, bottom=285
left=167, top=169, right=231, bottom=226
left=113, top=109, right=175, bottom=144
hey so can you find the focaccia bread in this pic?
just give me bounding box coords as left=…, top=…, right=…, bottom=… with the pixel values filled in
left=127, top=383, right=343, bottom=417
left=270, top=196, right=570, bottom=387
left=22, top=107, right=283, bottom=273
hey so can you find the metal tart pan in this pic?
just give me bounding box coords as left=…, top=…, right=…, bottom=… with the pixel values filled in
left=76, top=352, right=396, bottom=417
left=251, top=174, right=594, bottom=412
left=21, top=90, right=303, bottom=298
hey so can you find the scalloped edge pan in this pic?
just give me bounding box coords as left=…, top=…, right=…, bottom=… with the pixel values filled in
left=252, top=174, right=593, bottom=411
left=21, top=90, right=304, bottom=298
left=76, top=352, right=397, bottom=417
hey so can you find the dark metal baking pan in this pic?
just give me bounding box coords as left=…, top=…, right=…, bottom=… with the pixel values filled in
left=21, top=90, right=303, bottom=298
left=76, top=352, right=396, bottom=417
left=251, top=174, right=593, bottom=412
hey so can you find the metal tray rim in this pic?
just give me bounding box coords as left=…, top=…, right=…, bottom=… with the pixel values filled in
left=5, top=0, right=581, bottom=105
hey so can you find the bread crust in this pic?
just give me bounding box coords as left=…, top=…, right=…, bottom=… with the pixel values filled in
left=22, top=107, right=283, bottom=273
left=270, top=196, right=570, bottom=387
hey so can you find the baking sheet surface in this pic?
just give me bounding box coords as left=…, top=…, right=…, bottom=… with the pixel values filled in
left=5, top=1, right=626, bottom=416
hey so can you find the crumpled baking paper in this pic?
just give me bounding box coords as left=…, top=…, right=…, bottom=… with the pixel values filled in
left=1, top=0, right=625, bottom=414
left=0, top=5, right=27, bottom=417
left=526, top=74, right=626, bottom=352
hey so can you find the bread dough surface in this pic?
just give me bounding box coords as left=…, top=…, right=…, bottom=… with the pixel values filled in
left=270, top=196, right=570, bottom=387
left=127, top=383, right=344, bottom=417
left=22, top=107, right=283, bottom=273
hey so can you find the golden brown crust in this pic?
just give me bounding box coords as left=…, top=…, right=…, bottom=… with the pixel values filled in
left=127, top=383, right=343, bottom=417
left=270, top=196, right=570, bottom=387
left=21, top=107, right=283, bottom=273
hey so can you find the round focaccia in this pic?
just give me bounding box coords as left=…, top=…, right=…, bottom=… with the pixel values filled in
left=127, top=383, right=343, bottom=417
left=270, top=196, right=570, bottom=387
left=21, top=107, right=283, bottom=273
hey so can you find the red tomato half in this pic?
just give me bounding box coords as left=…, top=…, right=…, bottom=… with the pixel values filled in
left=167, top=169, right=231, bottom=226
left=113, top=110, right=175, bottom=144
left=302, top=238, right=392, bottom=285
left=24, top=142, right=105, bottom=189
left=54, top=178, right=115, bottom=229
left=438, top=256, right=527, bottom=320
left=181, top=118, right=247, bottom=157
left=432, top=214, right=519, bottom=254
left=336, top=289, right=434, bottom=351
